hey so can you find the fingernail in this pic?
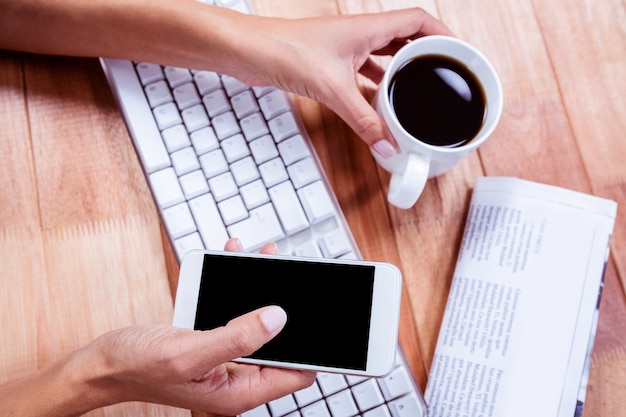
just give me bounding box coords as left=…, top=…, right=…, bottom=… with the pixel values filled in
left=232, top=238, right=243, bottom=251
left=372, top=139, right=396, bottom=159
left=260, top=306, right=287, bottom=333
left=266, top=242, right=278, bottom=254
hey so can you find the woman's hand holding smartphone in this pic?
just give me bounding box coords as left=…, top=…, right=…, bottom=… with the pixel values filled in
left=173, top=248, right=403, bottom=377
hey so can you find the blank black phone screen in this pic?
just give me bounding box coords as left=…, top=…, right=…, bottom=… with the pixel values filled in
left=194, top=254, right=376, bottom=370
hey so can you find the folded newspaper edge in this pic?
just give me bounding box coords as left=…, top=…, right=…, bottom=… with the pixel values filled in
left=424, top=176, right=617, bottom=417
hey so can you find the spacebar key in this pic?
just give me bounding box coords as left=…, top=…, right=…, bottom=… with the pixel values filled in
left=227, top=203, right=285, bottom=252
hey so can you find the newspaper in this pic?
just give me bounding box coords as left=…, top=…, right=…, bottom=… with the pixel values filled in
left=424, top=177, right=618, bottom=417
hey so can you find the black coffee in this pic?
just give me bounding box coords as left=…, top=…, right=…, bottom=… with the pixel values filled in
left=389, top=55, right=486, bottom=148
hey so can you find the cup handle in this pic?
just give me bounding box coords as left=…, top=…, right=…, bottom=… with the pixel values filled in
left=387, top=153, right=430, bottom=209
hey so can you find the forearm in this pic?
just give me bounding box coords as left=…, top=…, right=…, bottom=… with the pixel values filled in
left=0, top=0, right=270, bottom=77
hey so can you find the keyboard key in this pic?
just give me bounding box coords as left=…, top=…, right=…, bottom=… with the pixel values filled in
left=241, top=404, right=271, bottom=417
left=149, top=168, right=185, bottom=209
left=190, top=126, right=219, bottom=155
left=327, top=389, right=359, bottom=417
left=171, top=146, right=200, bottom=176
left=164, top=66, right=192, bottom=88
left=174, top=232, right=204, bottom=259
left=379, top=367, right=413, bottom=401
left=181, top=103, right=210, bottom=132
left=173, top=82, right=201, bottom=110
left=221, top=74, right=249, bottom=97
left=388, top=393, right=426, bottom=417
left=259, top=158, right=289, bottom=188
left=145, top=80, right=173, bottom=108
left=270, top=181, right=310, bottom=236
left=293, top=242, right=323, bottom=258
left=212, top=111, right=241, bottom=140
left=221, top=133, right=250, bottom=163
left=218, top=195, right=248, bottom=226
left=179, top=169, right=210, bottom=199
left=301, top=400, right=331, bottom=417
left=298, top=181, right=335, bottom=224
left=241, top=112, right=270, bottom=141
left=250, top=134, right=279, bottom=165
left=189, top=193, right=229, bottom=250
left=227, top=203, right=285, bottom=252
left=346, top=375, right=368, bottom=386
left=317, top=373, right=348, bottom=396
left=203, top=89, right=231, bottom=117
left=287, top=157, right=321, bottom=189
left=318, top=229, right=351, bottom=259
left=136, top=62, right=164, bottom=85
left=268, top=395, right=298, bottom=417
left=279, top=134, right=311, bottom=165
left=240, top=179, right=270, bottom=209
left=231, top=90, right=259, bottom=119
left=294, top=383, right=323, bottom=408
left=231, top=156, right=260, bottom=186
left=363, top=405, right=392, bottom=417
left=208, top=172, right=238, bottom=201
left=194, top=70, right=222, bottom=95
left=162, top=202, right=196, bottom=239
left=199, top=149, right=229, bottom=178
left=252, top=85, right=276, bottom=98
left=269, top=111, right=300, bottom=142
left=162, top=124, right=191, bottom=152
left=352, top=379, right=385, bottom=412
left=259, top=89, right=290, bottom=119
left=153, top=102, right=183, bottom=130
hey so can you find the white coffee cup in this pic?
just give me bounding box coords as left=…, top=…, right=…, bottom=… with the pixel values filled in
left=373, top=35, right=503, bottom=209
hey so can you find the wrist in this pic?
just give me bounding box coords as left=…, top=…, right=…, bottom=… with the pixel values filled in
left=0, top=344, right=118, bottom=417
left=167, top=4, right=288, bottom=83
left=59, top=344, right=124, bottom=413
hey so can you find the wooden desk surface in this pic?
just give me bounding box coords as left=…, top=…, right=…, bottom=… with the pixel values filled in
left=1, top=1, right=624, bottom=416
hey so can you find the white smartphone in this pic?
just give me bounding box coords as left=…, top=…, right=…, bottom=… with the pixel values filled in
left=172, top=250, right=403, bottom=377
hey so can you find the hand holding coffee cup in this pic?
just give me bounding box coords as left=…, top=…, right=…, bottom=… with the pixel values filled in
left=373, top=35, right=503, bottom=209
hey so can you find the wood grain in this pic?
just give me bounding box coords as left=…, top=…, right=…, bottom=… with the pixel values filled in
left=0, top=0, right=624, bottom=416
left=0, top=53, right=187, bottom=416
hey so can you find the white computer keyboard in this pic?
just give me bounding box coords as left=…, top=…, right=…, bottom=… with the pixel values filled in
left=99, top=0, right=428, bottom=416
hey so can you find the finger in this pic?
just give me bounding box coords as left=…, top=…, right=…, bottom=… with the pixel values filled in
left=327, top=82, right=397, bottom=158
left=226, top=238, right=277, bottom=254
left=358, top=57, right=385, bottom=84
left=224, top=237, right=244, bottom=252
left=378, top=8, right=454, bottom=41
left=359, top=8, right=454, bottom=56
left=369, top=39, right=412, bottom=57
left=229, top=365, right=317, bottom=407
left=204, top=363, right=317, bottom=415
left=181, top=306, right=288, bottom=377
left=259, top=242, right=278, bottom=254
